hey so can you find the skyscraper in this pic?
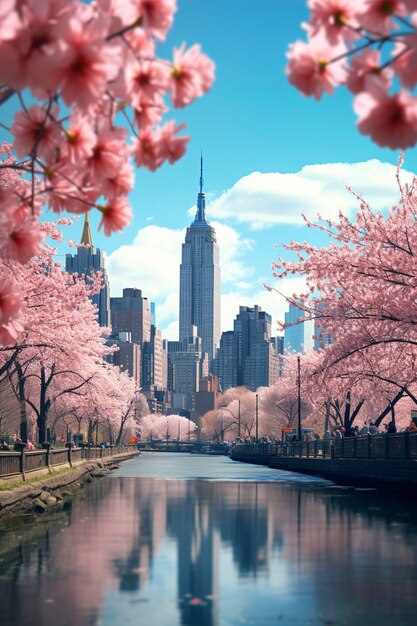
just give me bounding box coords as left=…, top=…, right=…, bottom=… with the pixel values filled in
left=179, top=156, right=221, bottom=365
left=284, top=302, right=314, bottom=353
left=65, top=213, right=110, bottom=327
left=214, top=306, right=280, bottom=392
left=110, top=288, right=151, bottom=346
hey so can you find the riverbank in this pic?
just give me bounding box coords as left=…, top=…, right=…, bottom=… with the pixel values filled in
left=0, top=448, right=139, bottom=521
left=230, top=449, right=417, bottom=491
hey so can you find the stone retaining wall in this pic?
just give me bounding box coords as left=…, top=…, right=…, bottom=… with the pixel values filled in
left=0, top=450, right=139, bottom=520
left=230, top=450, right=417, bottom=491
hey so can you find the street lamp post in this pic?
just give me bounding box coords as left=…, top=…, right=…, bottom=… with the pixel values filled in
left=297, top=355, right=302, bottom=441
left=255, top=393, right=259, bottom=442
left=220, top=409, right=224, bottom=443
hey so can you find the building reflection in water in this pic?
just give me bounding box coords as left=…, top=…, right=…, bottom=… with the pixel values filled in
left=1, top=477, right=417, bottom=626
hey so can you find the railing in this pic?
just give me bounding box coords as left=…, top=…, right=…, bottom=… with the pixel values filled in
left=233, top=432, right=417, bottom=461
left=0, top=445, right=137, bottom=480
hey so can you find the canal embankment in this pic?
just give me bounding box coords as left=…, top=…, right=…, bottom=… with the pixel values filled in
left=231, top=446, right=417, bottom=491
left=0, top=446, right=139, bottom=520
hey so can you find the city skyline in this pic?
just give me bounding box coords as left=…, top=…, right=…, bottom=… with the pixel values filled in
left=2, top=3, right=412, bottom=341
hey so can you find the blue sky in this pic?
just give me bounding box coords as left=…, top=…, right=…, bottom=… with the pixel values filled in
left=3, top=0, right=414, bottom=338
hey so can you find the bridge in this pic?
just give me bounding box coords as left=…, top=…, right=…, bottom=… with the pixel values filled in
left=138, top=441, right=230, bottom=455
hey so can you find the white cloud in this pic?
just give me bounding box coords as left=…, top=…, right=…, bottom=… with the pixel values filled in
left=206, top=160, right=415, bottom=229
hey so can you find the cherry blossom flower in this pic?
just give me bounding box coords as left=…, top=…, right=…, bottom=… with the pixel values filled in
left=0, top=278, right=23, bottom=326
left=132, top=127, right=164, bottom=171
left=139, top=0, right=177, bottom=41
left=354, top=83, right=417, bottom=149
left=133, top=95, right=166, bottom=128
left=54, top=10, right=122, bottom=107
left=307, top=0, right=361, bottom=44
left=64, top=112, right=97, bottom=163
left=3, top=220, right=43, bottom=263
left=286, top=39, right=347, bottom=100
left=171, top=43, right=215, bottom=108
left=0, top=319, right=24, bottom=345
left=11, top=105, right=62, bottom=160
left=357, top=0, right=407, bottom=35
left=125, top=59, right=170, bottom=108
left=87, top=124, right=128, bottom=182
left=159, top=121, right=190, bottom=164
left=346, top=49, right=392, bottom=94
left=103, top=162, right=135, bottom=199
left=0, top=0, right=21, bottom=41
left=97, top=196, right=132, bottom=235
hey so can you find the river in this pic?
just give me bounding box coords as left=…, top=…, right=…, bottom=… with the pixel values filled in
left=1, top=452, right=417, bottom=626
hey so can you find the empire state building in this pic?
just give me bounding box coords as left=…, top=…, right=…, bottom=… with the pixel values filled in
left=179, top=157, right=221, bottom=364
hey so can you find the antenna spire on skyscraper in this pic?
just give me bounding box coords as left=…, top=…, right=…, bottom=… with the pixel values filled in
left=80, top=211, right=93, bottom=246
left=200, top=150, right=204, bottom=194
left=195, top=152, right=207, bottom=223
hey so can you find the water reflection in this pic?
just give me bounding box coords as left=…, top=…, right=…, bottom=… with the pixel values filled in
left=1, top=459, right=417, bottom=626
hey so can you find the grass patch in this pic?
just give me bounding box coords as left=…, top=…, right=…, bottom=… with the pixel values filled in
left=0, top=465, right=73, bottom=492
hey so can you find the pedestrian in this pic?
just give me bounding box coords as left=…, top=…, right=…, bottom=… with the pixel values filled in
left=369, top=422, right=378, bottom=434
left=387, top=421, right=397, bottom=434
left=360, top=423, right=369, bottom=435
left=407, top=419, right=417, bottom=432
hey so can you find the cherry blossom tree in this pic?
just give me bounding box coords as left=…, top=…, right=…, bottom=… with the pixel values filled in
left=270, top=167, right=417, bottom=431
left=0, top=1, right=214, bottom=342
left=139, top=413, right=197, bottom=441
left=287, top=1, right=417, bottom=149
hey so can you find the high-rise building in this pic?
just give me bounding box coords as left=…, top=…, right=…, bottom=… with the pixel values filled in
left=142, top=324, right=165, bottom=391
left=110, top=288, right=151, bottom=346
left=284, top=302, right=314, bottom=353
left=214, top=306, right=279, bottom=392
left=107, top=331, right=141, bottom=388
left=179, top=156, right=220, bottom=365
left=213, top=331, right=237, bottom=391
left=65, top=213, right=110, bottom=327
left=168, top=327, right=202, bottom=413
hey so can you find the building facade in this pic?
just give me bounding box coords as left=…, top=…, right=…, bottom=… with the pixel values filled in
left=179, top=157, right=221, bottom=365
left=168, top=327, right=202, bottom=413
left=65, top=213, right=110, bottom=327
left=110, top=288, right=152, bottom=346
left=284, top=302, right=315, bottom=353
left=214, top=306, right=279, bottom=392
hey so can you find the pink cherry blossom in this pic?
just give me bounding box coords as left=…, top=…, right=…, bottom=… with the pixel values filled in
left=171, top=43, right=215, bottom=108
left=97, top=196, right=132, bottom=235
left=139, top=0, right=177, bottom=41
left=132, top=127, right=164, bottom=171
left=307, top=0, right=361, bottom=44
left=133, top=95, right=166, bottom=128
left=103, top=162, right=135, bottom=199
left=354, top=83, right=417, bottom=148
left=3, top=220, right=43, bottom=263
left=64, top=111, right=97, bottom=163
left=54, top=10, right=122, bottom=107
left=0, top=319, right=24, bottom=345
left=0, top=278, right=23, bottom=326
left=346, top=49, right=392, bottom=94
left=87, top=124, right=128, bottom=182
left=0, top=0, right=21, bottom=41
left=286, top=39, right=347, bottom=100
left=11, top=105, right=62, bottom=160
left=125, top=59, right=170, bottom=108
left=357, top=0, right=407, bottom=35
left=158, top=121, right=190, bottom=164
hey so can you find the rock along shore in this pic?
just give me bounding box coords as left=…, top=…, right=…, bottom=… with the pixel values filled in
left=0, top=450, right=139, bottom=521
